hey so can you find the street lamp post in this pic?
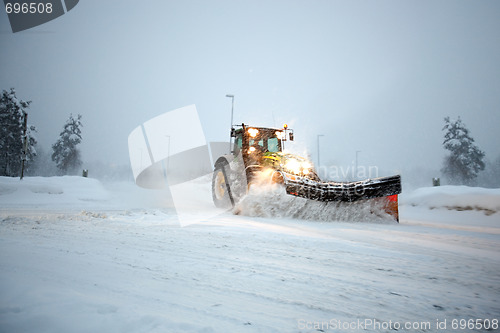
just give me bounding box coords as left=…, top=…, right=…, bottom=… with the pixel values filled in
left=226, top=94, right=234, bottom=153
left=317, top=134, right=324, bottom=169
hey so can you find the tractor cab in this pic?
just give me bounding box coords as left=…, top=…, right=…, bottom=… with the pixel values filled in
left=232, top=124, right=293, bottom=156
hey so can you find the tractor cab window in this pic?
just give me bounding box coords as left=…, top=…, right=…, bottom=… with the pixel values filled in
left=249, top=137, right=280, bottom=153
left=236, top=135, right=242, bottom=148
left=248, top=139, right=265, bottom=154
left=267, top=137, right=279, bottom=152
left=249, top=139, right=264, bottom=147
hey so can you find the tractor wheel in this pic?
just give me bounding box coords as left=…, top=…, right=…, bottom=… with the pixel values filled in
left=212, top=163, right=233, bottom=208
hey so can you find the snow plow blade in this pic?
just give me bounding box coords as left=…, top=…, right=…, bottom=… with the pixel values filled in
left=284, top=175, right=402, bottom=203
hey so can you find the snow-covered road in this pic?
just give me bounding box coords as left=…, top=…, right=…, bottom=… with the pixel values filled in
left=1, top=177, right=499, bottom=332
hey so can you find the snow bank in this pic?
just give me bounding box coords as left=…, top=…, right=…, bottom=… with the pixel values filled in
left=0, top=176, right=175, bottom=212
left=0, top=176, right=110, bottom=209
left=401, top=185, right=500, bottom=215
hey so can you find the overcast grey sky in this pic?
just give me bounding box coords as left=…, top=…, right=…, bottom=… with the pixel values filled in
left=1, top=0, right=499, bottom=183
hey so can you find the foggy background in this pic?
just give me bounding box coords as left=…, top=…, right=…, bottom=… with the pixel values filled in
left=1, top=0, right=499, bottom=189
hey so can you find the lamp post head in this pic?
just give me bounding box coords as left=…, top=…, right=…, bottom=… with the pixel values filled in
left=226, top=94, right=234, bottom=98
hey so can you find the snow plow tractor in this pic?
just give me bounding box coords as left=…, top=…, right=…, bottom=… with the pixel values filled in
left=212, top=124, right=402, bottom=221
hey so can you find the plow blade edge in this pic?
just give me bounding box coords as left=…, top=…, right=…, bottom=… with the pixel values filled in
left=285, top=175, right=402, bottom=202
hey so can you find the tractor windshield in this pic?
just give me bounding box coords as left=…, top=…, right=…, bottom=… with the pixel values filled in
left=249, top=137, right=280, bottom=153
left=235, top=127, right=283, bottom=153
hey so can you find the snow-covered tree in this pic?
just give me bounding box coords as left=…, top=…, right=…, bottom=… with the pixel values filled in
left=0, top=88, right=37, bottom=177
left=441, top=116, right=485, bottom=185
left=52, top=114, right=83, bottom=174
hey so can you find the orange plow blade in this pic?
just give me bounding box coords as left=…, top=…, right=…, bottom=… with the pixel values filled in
left=384, top=194, right=399, bottom=222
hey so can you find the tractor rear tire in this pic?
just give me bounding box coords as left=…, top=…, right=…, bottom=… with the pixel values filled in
left=212, top=163, right=233, bottom=209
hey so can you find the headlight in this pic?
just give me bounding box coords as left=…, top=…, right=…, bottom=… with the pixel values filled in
left=284, top=158, right=313, bottom=175
left=248, top=128, right=259, bottom=137
left=285, top=159, right=301, bottom=174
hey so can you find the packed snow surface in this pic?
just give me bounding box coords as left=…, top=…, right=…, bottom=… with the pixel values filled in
left=1, top=176, right=499, bottom=332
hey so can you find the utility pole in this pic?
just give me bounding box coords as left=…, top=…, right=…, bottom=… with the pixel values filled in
left=226, top=94, right=234, bottom=153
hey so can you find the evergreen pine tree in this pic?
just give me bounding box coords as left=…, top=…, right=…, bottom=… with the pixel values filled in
left=441, top=116, right=485, bottom=185
left=52, top=114, right=83, bottom=174
left=0, top=88, right=37, bottom=177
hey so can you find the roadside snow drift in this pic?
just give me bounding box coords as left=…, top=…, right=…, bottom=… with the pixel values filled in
left=0, top=176, right=110, bottom=207
left=401, top=185, right=500, bottom=215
